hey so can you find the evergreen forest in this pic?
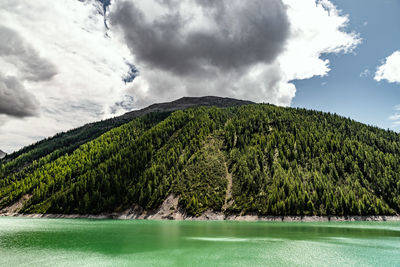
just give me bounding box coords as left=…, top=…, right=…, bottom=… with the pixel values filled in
left=1, top=97, right=399, bottom=216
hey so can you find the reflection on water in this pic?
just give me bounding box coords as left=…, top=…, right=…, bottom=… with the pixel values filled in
left=0, top=218, right=399, bottom=266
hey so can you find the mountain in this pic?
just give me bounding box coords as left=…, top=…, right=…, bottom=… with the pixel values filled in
left=0, top=150, right=5, bottom=159
left=0, top=96, right=400, bottom=217
left=2, top=96, right=252, bottom=176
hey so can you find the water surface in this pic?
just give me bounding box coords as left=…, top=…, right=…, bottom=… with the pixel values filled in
left=0, top=218, right=399, bottom=266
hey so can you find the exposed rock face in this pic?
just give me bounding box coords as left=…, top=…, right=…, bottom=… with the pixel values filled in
left=0, top=194, right=31, bottom=215
left=0, top=149, right=6, bottom=159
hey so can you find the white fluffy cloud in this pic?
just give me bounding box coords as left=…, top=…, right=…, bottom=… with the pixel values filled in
left=0, top=0, right=132, bottom=152
left=387, top=105, right=400, bottom=127
left=0, top=0, right=360, bottom=153
left=280, top=0, right=360, bottom=80
left=375, top=51, right=400, bottom=84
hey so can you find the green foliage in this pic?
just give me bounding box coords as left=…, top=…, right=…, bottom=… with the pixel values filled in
left=0, top=111, right=162, bottom=178
left=175, top=134, right=227, bottom=216
left=1, top=104, right=399, bottom=216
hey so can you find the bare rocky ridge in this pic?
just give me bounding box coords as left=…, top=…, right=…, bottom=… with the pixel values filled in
left=119, top=96, right=254, bottom=121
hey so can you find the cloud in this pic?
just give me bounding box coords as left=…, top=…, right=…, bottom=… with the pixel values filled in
left=111, top=0, right=289, bottom=75
left=0, top=25, right=57, bottom=117
left=0, top=0, right=361, bottom=153
left=0, top=0, right=132, bottom=152
left=110, top=95, right=135, bottom=114
left=0, top=73, right=39, bottom=117
left=110, top=0, right=361, bottom=107
left=360, top=69, right=370, bottom=78
left=388, top=105, right=400, bottom=127
left=375, top=51, right=400, bottom=84
left=0, top=25, right=57, bottom=82
left=389, top=114, right=400, bottom=121
left=386, top=105, right=400, bottom=128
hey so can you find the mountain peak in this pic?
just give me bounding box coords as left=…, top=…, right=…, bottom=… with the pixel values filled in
left=147, top=96, right=254, bottom=110
left=120, top=96, right=254, bottom=120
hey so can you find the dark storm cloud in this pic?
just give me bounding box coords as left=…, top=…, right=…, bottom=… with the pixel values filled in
left=0, top=73, right=39, bottom=117
left=0, top=26, right=57, bottom=117
left=0, top=26, right=58, bottom=81
left=110, top=0, right=290, bottom=76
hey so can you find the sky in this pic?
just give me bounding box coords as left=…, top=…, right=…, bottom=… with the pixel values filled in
left=292, top=0, right=400, bottom=130
left=0, top=0, right=399, bottom=153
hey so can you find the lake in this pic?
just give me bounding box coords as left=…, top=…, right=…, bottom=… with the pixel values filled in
left=0, top=218, right=399, bottom=266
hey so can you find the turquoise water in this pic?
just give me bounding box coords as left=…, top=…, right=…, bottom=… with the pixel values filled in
left=0, top=218, right=399, bottom=266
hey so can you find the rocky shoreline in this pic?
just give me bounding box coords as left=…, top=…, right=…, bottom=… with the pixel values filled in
left=1, top=195, right=399, bottom=222
left=2, top=212, right=399, bottom=222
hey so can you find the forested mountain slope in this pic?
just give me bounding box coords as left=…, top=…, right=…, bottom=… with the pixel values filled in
left=1, top=97, right=400, bottom=217
left=1, top=97, right=251, bottom=178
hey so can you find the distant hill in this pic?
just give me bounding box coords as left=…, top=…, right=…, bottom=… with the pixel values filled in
left=0, top=150, right=5, bottom=159
left=0, top=96, right=399, bottom=217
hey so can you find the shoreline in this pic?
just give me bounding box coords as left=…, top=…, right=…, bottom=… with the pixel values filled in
left=1, top=195, right=400, bottom=222
left=1, top=212, right=400, bottom=222
left=1, top=194, right=399, bottom=222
